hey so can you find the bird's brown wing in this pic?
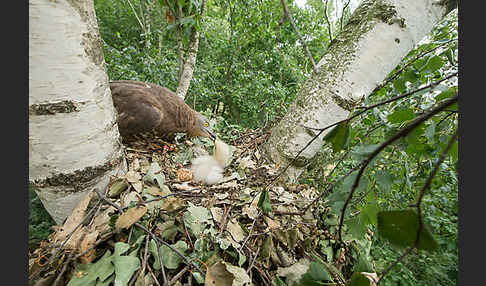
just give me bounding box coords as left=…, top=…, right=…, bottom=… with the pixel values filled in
left=110, top=82, right=163, bottom=136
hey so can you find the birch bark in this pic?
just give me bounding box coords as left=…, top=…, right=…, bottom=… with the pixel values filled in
left=264, top=0, right=450, bottom=182
left=175, top=0, right=207, bottom=99
left=29, top=0, right=127, bottom=224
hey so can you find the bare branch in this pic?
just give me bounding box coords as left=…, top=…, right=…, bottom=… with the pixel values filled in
left=280, top=0, right=320, bottom=74
left=378, top=130, right=458, bottom=284
left=337, top=95, right=458, bottom=242
left=127, top=0, right=146, bottom=31
left=323, top=0, right=333, bottom=43
left=340, top=0, right=351, bottom=31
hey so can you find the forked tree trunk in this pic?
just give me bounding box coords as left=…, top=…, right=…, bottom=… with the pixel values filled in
left=29, top=0, right=127, bottom=224
left=264, top=0, right=452, bottom=182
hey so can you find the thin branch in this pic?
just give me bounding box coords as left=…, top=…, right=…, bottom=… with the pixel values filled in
left=280, top=0, right=320, bottom=74
left=152, top=233, right=168, bottom=286
left=337, top=95, right=458, bottom=242
left=323, top=0, right=333, bottom=43
left=378, top=130, right=458, bottom=284
left=127, top=0, right=146, bottom=31
left=340, top=0, right=351, bottom=31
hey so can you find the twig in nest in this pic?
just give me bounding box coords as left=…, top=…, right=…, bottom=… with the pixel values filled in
left=152, top=233, right=168, bottom=286
left=52, top=251, right=75, bottom=286
left=239, top=213, right=260, bottom=252
left=92, top=189, right=205, bottom=277
left=147, top=263, right=162, bottom=286
left=169, top=266, right=190, bottom=285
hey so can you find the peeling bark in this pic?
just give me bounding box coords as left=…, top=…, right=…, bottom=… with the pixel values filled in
left=263, top=0, right=450, bottom=182
left=29, top=0, right=127, bottom=224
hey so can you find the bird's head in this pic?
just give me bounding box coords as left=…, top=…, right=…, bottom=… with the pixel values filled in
left=192, top=113, right=216, bottom=140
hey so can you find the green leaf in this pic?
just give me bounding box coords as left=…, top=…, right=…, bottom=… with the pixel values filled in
left=324, top=122, right=350, bottom=152
left=149, top=239, right=161, bottom=270
left=257, top=190, right=273, bottom=215
left=350, top=144, right=380, bottom=160
left=160, top=240, right=188, bottom=269
left=345, top=216, right=366, bottom=239
left=307, top=261, right=331, bottom=281
left=113, top=256, right=140, bottom=286
left=403, top=70, right=419, bottom=84
left=180, top=17, right=195, bottom=26
left=361, top=202, right=379, bottom=227
left=387, top=108, right=415, bottom=124
left=275, top=276, right=287, bottom=286
left=424, top=55, right=444, bottom=73
left=375, top=170, right=393, bottom=190
left=449, top=140, right=458, bottom=161
left=425, top=122, right=436, bottom=143
left=353, top=255, right=374, bottom=273
left=67, top=250, right=115, bottom=286
left=182, top=202, right=212, bottom=236
left=435, top=87, right=456, bottom=101
left=143, top=162, right=166, bottom=189
left=348, top=272, right=371, bottom=286
left=393, top=77, right=407, bottom=92
left=377, top=210, right=438, bottom=251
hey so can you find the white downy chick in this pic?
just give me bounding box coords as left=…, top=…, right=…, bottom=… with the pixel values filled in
left=191, top=139, right=231, bottom=185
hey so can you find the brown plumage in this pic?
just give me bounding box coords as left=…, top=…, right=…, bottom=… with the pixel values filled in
left=109, top=80, right=215, bottom=140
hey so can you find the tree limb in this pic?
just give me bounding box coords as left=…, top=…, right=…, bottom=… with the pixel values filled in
left=337, top=95, right=458, bottom=242
left=280, top=0, right=319, bottom=74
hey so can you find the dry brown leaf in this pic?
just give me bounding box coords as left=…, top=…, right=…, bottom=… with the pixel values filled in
left=125, top=170, right=142, bottom=183
left=132, top=181, right=143, bottom=193
left=92, top=206, right=116, bottom=235
left=210, top=207, right=224, bottom=224
left=205, top=261, right=233, bottom=286
left=130, top=158, right=141, bottom=171
left=160, top=197, right=185, bottom=212
left=79, top=229, right=99, bottom=263
left=52, top=191, right=95, bottom=243
left=115, top=206, right=148, bottom=232
left=226, top=219, right=246, bottom=242
left=145, top=185, right=165, bottom=196
left=264, top=216, right=281, bottom=230
left=177, top=168, right=193, bottom=182
left=242, top=205, right=259, bottom=220
left=122, top=191, right=141, bottom=208
left=173, top=182, right=200, bottom=192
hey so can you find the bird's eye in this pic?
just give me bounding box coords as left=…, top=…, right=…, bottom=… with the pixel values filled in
left=204, top=122, right=209, bottom=127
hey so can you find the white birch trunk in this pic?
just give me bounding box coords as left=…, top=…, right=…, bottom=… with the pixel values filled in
left=29, top=0, right=127, bottom=224
left=264, top=0, right=450, bottom=182
left=175, top=0, right=207, bottom=99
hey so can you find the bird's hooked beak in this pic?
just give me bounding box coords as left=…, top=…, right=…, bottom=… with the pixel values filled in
left=206, top=129, right=216, bottom=141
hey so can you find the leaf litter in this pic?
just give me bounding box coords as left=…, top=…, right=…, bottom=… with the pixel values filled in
left=29, top=130, right=371, bottom=285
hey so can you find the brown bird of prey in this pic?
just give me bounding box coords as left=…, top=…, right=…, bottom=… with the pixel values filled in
left=109, top=80, right=216, bottom=140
